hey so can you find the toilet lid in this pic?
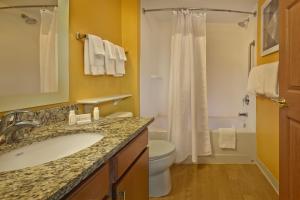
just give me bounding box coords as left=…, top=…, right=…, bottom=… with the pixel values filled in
left=149, top=140, right=175, bottom=160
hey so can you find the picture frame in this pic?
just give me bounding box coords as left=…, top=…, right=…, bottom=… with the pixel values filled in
left=261, top=0, right=279, bottom=56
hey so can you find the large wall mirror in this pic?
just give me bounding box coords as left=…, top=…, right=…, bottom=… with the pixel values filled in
left=0, top=0, right=69, bottom=112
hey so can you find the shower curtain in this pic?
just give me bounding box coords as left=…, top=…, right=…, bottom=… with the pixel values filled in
left=168, top=10, right=211, bottom=163
left=40, top=8, right=58, bottom=93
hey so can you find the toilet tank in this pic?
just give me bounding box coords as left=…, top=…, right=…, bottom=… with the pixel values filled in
left=106, top=112, right=133, bottom=118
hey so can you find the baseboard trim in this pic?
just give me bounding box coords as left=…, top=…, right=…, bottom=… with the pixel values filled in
left=182, top=154, right=256, bottom=164
left=255, top=159, right=279, bottom=194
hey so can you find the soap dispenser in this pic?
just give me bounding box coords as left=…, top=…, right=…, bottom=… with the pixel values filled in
left=93, top=107, right=100, bottom=121
left=69, top=110, right=76, bottom=125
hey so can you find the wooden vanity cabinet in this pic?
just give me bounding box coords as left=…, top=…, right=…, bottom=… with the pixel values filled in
left=65, top=128, right=149, bottom=200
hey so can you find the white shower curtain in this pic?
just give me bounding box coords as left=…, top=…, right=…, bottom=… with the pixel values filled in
left=168, top=10, right=212, bottom=163
left=40, top=8, right=58, bottom=93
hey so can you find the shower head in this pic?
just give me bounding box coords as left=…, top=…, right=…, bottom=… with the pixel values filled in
left=238, top=18, right=250, bottom=28
left=21, top=13, right=38, bottom=24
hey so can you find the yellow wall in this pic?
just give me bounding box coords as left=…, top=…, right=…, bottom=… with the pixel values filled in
left=69, top=0, right=140, bottom=116
left=256, top=0, right=279, bottom=181
left=0, top=1, right=140, bottom=117
left=119, top=0, right=140, bottom=116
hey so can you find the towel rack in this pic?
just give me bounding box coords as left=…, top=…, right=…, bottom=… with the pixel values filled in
left=76, top=32, right=87, bottom=40
left=271, top=97, right=288, bottom=108
left=75, top=32, right=129, bottom=54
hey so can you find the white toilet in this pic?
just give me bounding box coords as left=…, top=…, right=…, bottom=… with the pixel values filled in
left=149, top=140, right=175, bottom=197
left=105, top=112, right=176, bottom=197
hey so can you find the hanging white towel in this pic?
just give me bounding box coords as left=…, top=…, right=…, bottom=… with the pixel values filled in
left=263, top=62, right=279, bottom=98
left=89, top=35, right=105, bottom=75
left=247, top=66, right=265, bottom=95
left=103, top=40, right=117, bottom=75
left=84, top=34, right=105, bottom=75
left=84, top=38, right=91, bottom=75
left=114, top=45, right=127, bottom=77
left=218, top=128, right=236, bottom=149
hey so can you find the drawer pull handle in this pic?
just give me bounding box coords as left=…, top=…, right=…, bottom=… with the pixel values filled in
left=119, top=191, right=126, bottom=200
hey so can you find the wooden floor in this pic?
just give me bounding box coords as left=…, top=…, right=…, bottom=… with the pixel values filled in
left=150, top=164, right=278, bottom=200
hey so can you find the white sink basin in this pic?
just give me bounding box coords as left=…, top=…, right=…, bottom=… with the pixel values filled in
left=0, top=133, right=104, bottom=172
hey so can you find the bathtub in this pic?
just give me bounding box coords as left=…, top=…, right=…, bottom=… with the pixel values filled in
left=203, top=116, right=256, bottom=164
left=148, top=115, right=256, bottom=164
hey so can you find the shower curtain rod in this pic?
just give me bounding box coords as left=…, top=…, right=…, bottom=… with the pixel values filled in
left=0, top=5, right=57, bottom=10
left=143, top=8, right=257, bottom=16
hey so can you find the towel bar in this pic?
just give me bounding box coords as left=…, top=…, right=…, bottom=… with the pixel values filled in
left=271, top=97, right=288, bottom=108
left=75, top=32, right=128, bottom=54
left=75, top=32, right=87, bottom=40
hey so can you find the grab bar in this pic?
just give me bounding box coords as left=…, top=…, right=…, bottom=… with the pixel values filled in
left=248, top=40, right=255, bottom=76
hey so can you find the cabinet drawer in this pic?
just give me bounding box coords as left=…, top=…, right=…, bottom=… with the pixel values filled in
left=115, top=149, right=149, bottom=200
left=65, top=162, right=110, bottom=200
left=113, top=129, right=148, bottom=181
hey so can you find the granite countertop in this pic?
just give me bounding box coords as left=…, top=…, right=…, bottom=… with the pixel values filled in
left=0, top=117, right=153, bottom=200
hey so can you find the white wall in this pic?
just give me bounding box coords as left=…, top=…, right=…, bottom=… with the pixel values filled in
left=206, top=21, right=256, bottom=132
left=140, top=1, right=257, bottom=132
left=140, top=13, right=172, bottom=119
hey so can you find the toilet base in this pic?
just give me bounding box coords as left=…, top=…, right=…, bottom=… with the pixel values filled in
left=149, top=168, right=172, bottom=197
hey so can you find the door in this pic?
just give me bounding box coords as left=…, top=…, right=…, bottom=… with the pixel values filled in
left=115, top=149, right=149, bottom=200
left=280, top=0, right=300, bottom=199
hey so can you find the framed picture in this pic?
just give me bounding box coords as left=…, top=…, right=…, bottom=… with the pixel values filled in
left=261, top=0, right=279, bottom=56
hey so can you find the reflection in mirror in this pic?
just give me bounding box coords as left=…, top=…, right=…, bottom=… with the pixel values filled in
left=0, top=0, right=59, bottom=96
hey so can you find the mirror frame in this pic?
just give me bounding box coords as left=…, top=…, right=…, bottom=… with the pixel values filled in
left=0, top=0, right=69, bottom=112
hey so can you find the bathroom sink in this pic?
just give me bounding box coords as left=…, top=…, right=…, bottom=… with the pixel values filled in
left=0, top=133, right=104, bottom=172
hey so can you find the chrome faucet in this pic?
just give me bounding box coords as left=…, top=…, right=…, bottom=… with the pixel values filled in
left=0, top=110, right=40, bottom=143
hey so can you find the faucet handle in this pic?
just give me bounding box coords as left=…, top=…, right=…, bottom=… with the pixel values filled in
left=15, top=120, right=41, bottom=128
left=1, top=110, right=32, bottom=119
left=0, top=110, right=34, bottom=130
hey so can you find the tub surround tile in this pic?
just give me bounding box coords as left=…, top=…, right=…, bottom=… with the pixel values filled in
left=0, top=117, right=153, bottom=200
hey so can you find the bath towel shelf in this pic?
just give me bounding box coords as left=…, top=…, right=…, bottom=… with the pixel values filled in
left=77, top=94, right=132, bottom=113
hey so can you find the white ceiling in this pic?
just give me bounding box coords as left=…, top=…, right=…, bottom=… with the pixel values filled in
left=142, top=0, right=258, bottom=23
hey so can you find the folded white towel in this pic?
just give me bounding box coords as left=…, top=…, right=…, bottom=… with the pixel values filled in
left=84, top=38, right=91, bottom=75
left=263, top=62, right=279, bottom=98
left=103, top=40, right=117, bottom=75
left=114, top=45, right=127, bottom=77
left=116, top=45, right=127, bottom=61
left=218, top=128, right=236, bottom=149
left=247, top=66, right=265, bottom=95
left=84, top=34, right=105, bottom=75
left=89, top=35, right=105, bottom=75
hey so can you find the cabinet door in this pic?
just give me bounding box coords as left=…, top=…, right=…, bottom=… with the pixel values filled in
left=65, top=163, right=110, bottom=200
left=115, top=149, right=149, bottom=200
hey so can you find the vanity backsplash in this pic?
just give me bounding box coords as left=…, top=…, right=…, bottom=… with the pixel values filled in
left=2, top=104, right=80, bottom=143
left=18, top=104, right=79, bottom=126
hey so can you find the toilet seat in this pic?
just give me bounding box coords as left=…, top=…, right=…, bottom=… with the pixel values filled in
left=149, top=140, right=175, bottom=161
